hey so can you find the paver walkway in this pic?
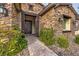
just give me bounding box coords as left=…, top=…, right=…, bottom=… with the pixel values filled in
left=26, top=35, right=57, bottom=56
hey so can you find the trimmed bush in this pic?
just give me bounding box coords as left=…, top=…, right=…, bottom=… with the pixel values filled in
left=75, top=35, right=79, bottom=44
left=57, top=35, right=69, bottom=48
left=40, top=28, right=55, bottom=46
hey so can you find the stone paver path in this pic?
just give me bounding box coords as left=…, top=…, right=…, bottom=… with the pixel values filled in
left=26, top=35, right=57, bottom=56
left=17, top=48, right=29, bottom=56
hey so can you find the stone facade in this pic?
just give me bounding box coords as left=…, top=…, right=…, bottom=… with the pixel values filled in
left=0, top=3, right=78, bottom=41
left=12, top=3, right=43, bottom=29
left=12, top=4, right=22, bottom=29
left=75, top=16, right=79, bottom=35
left=0, top=3, right=12, bottom=30
left=76, top=16, right=79, bottom=31
left=21, top=3, right=44, bottom=14
left=40, top=4, right=76, bottom=41
left=0, top=3, right=43, bottom=31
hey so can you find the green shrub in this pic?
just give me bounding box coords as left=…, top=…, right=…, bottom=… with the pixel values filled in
left=6, top=30, right=27, bottom=56
left=12, top=24, right=20, bottom=31
left=0, top=43, right=8, bottom=56
left=0, top=27, right=27, bottom=56
left=57, top=35, right=69, bottom=48
left=75, top=35, right=79, bottom=44
left=40, top=28, right=55, bottom=46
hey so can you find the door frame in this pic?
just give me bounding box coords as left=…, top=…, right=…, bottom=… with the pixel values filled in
left=21, top=12, right=39, bottom=36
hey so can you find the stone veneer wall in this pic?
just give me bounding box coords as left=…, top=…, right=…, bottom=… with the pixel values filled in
left=21, top=3, right=43, bottom=14
left=12, top=4, right=22, bottom=30
left=75, top=20, right=79, bottom=31
left=40, top=5, right=76, bottom=41
left=0, top=3, right=13, bottom=30
left=11, top=3, right=44, bottom=30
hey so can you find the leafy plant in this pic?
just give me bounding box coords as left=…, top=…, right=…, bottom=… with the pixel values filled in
left=75, top=35, right=79, bottom=44
left=6, top=30, right=27, bottom=56
left=40, top=28, right=55, bottom=46
left=12, top=24, right=20, bottom=31
left=57, top=35, right=69, bottom=48
left=0, top=25, right=27, bottom=56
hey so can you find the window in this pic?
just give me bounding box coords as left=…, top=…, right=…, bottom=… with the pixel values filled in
left=0, top=4, right=4, bottom=7
left=0, top=3, right=8, bottom=17
left=75, top=20, right=79, bottom=31
left=63, top=15, right=71, bottom=31
left=0, top=4, right=4, bottom=13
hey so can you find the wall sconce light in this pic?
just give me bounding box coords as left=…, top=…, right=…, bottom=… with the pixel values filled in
left=58, top=15, right=63, bottom=22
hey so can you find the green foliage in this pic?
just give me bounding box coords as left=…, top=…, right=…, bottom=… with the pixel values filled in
left=12, top=24, right=20, bottom=31
left=6, top=30, right=27, bottom=56
left=57, top=35, right=69, bottom=48
left=40, top=28, right=55, bottom=46
left=75, top=35, right=79, bottom=44
left=0, top=25, right=27, bottom=56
